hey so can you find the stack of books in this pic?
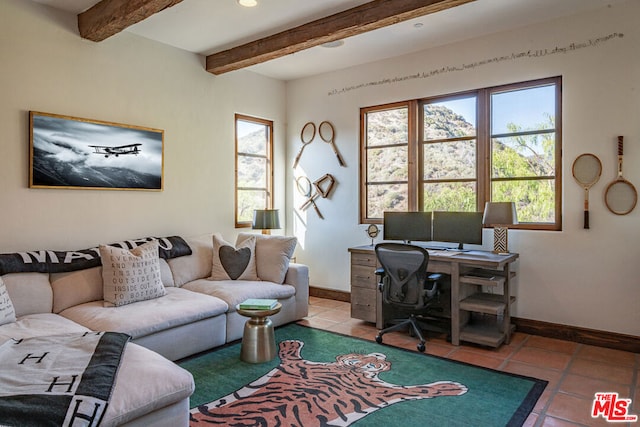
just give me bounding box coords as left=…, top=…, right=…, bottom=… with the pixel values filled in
left=238, top=298, right=278, bottom=310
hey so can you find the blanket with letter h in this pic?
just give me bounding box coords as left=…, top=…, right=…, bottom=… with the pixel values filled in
left=0, top=332, right=130, bottom=427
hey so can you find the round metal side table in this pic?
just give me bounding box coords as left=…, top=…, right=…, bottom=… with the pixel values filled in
left=236, top=302, right=282, bottom=363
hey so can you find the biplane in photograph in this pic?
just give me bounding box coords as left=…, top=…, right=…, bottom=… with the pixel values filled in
left=89, top=143, right=142, bottom=158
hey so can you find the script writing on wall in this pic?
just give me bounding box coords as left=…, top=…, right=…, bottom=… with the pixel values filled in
left=327, top=32, right=623, bottom=96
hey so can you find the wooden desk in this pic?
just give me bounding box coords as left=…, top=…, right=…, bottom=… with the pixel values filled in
left=348, top=245, right=519, bottom=347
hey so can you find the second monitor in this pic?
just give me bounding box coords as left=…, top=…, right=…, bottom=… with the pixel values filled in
left=432, top=211, right=483, bottom=250
left=383, top=211, right=432, bottom=243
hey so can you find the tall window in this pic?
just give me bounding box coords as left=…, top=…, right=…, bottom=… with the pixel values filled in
left=360, top=77, right=562, bottom=230
left=361, top=102, right=412, bottom=219
left=421, top=95, right=478, bottom=212
left=235, top=114, right=273, bottom=228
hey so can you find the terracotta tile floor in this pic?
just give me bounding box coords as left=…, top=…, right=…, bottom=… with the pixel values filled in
left=298, top=297, right=640, bottom=427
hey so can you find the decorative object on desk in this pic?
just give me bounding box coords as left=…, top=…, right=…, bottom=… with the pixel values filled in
left=292, top=122, right=315, bottom=168
left=318, top=121, right=346, bottom=167
left=313, top=173, right=336, bottom=198
left=252, top=209, right=280, bottom=235
left=239, top=298, right=278, bottom=310
left=296, top=176, right=323, bottom=219
left=604, top=136, right=637, bottom=215
left=572, top=153, right=602, bottom=229
left=483, top=202, right=518, bottom=254
left=366, top=224, right=379, bottom=246
left=29, top=111, right=163, bottom=191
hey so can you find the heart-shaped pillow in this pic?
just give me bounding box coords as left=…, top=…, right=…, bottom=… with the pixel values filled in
left=219, top=245, right=252, bottom=279
left=211, top=233, right=258, bottom=281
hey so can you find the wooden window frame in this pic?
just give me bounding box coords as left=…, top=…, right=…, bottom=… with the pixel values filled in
left=359, top=77, right=562, bottom=231
left=235, top=114, right=274, bottom=228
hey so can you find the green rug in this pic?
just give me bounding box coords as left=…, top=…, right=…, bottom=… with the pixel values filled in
left=179, top=324, right=546, bottom=427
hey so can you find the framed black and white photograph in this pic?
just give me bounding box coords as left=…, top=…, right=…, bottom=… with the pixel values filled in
left=29, top=111, right=164, bottom=191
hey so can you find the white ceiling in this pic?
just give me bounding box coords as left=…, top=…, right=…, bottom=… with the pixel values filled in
left=33, top=0, right=624, bottom=81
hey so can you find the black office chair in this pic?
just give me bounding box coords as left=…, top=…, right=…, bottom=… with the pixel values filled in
left=374, top=243, right=442, bottom=352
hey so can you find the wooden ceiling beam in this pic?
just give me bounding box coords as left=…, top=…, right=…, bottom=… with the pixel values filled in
left=78, top=0, right=185, bottom=42
left=206, top=0, right=475, bottom=75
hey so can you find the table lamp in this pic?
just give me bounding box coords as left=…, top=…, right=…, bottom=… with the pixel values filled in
left=252, top=209, right=280, bottom=235
left=482, top=202, right=518, bottom=254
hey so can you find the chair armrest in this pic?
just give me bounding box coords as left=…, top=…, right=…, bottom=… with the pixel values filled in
left=374, top=267, right=386, bottom=292
left=374, top=268, right=386, bottom=291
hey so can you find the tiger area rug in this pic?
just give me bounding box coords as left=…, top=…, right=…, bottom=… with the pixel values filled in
left=179, top=324, right=546, bottom=427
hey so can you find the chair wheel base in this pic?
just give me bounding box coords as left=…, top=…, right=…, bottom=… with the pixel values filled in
left=375, top=335, right=383, bottom=344
left=417, top=342, right=426, bottom=352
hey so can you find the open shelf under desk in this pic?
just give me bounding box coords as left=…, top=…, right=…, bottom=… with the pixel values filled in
left=459, top=315, right=517, bottom=347
left=460, top=293, right=516, bottom=316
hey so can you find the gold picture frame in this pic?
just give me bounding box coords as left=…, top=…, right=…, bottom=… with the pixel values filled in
left=29, top=111, right=164, bottom=191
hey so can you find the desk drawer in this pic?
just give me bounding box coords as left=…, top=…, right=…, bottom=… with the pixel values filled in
left=351, top=287, right=377, bottom=323
left=427, top=260, right=451, bottom=275
left=351, top=265, right=377, bottom=289
left=351, top=252, right=377, bottom=267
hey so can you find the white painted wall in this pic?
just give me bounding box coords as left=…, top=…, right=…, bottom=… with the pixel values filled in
left=2, top=0, right=638, bottom=337
left=286, top=0, right=640, bottom=336
left=0, top=0, right=286, bottom=252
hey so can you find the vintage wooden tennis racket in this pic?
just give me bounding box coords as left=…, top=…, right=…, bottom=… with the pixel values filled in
left=296, top=176, right=323, bottom=219
left=293, top=122, right=315, bottom=169
left=604, top=136, right=637, bottom=215
left=319, top=121, right=346, bottom=167
left=572, top=153, right=602, bottom=229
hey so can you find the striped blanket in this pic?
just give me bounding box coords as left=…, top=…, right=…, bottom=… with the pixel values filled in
left=0, top=332, right=130, bottom=427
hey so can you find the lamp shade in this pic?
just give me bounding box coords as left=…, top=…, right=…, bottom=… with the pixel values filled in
left=252, top=209, right=281, bottom=230
left=482, top=202, right=518, bottom=226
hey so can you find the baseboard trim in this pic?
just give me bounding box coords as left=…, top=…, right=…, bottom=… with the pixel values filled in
left=309, top=287, right=639, bottom=353
left=309, top=286, right=350, bottom=302
left=512, top=317, right=639, bottom=353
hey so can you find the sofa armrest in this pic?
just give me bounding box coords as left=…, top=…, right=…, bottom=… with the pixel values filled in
left=283, top=263, right=309, bottom=318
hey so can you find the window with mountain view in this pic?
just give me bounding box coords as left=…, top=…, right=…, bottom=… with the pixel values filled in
left=422, top=96, right=478, bottom=212
left=360, top=77, right=562, bottom=230
left=361, top=102, right=412, bottom=219
left=235, top=114, right=273, bottom=227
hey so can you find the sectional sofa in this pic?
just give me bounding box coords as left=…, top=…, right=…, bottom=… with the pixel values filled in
left=0, top=232, right=309, bottom=427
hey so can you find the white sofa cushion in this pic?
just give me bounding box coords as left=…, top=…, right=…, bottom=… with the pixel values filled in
left=2, top=273, right=53, bottom=317
left=182, top=279, right=296, bottom=310
left=59, top=288, right=228, bottom=339
left=236, top=233, right=297, bottom=284
left=51, top=266, right=103, bottom=313
left=0, top=313, right=91, bottom=344
left=211, top=233, right=258, bottom=281
left=167, top=234, right=213, bottom=287
left=0, top=277, right=16, bottom=326
left=100, top=241, right=166, bottom=307
left=50, top=259, right=175, bottom=314
left=104, top=343, right=194, bottom=426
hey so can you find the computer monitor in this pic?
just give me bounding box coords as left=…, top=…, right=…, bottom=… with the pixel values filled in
left=383, top=211, right=432, bottom=243
left=432, top=211, right=483, bottom=250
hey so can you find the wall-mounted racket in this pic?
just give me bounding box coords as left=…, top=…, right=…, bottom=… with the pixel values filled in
left=293, top=122, right=315, bottom=169
left=572, top=153, right=602, bottom=229
left=296, top=175, right=323, bottom=219
left=313, top=173, right=336, bottom=199
left=319, top=121, right=345, bottom=167
left=604, top=136, right=637, bottom=215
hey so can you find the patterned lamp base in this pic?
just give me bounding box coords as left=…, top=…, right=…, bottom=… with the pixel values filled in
left=493, top=227, right=509, bottom=254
